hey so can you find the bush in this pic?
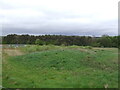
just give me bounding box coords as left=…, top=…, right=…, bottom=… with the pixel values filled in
left=35, top=39, right=44, bottom=45
left=86, top=46, right=92, bottom=49
left=91, top=42, right=100, bottom=47
left=82, top=46, right=92, bottom=49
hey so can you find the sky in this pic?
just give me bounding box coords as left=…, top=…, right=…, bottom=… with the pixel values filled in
left=0, top=0, right=119, bottom=36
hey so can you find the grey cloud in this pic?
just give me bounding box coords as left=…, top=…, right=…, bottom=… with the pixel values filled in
left=2, top=20, right=117, bottom=36
left=0, top=0, right=118, bottom=36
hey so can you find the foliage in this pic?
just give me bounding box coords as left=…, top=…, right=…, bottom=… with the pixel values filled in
left=35, top=39, right=44, bottom=45
left=2, top=34, right=119, bottom=48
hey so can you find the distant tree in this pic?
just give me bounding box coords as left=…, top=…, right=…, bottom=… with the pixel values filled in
left=35, top=39, right=44, bottom=45
left=98, top=35, right=112, bottom=47
left=2, top=34, right=119, bottom=48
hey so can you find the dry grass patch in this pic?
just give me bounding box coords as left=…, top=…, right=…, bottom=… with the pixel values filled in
left=3, top=48, right=24, bottom=56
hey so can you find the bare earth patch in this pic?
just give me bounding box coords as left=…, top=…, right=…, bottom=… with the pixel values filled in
left=3, top=48, right=24, bottom=56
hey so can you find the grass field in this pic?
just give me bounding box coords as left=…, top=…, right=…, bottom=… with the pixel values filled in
left=2, top=45, right=118, bottom=88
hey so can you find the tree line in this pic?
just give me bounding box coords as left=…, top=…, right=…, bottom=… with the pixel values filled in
left=2, top=34, right=120, bottom=48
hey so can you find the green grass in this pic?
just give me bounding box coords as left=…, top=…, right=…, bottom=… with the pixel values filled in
left=3, top=45, right=118, bottom=88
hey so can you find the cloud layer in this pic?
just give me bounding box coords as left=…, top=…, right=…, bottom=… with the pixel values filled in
left=0, top=0, right=119, bottom=36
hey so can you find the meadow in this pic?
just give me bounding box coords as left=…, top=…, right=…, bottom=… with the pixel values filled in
left=2, top=45, right=118, bottom=88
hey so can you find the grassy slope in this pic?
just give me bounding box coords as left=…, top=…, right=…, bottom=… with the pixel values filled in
left=3, top=45, right=118, bottom=88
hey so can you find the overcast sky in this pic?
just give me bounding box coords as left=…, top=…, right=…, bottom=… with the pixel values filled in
left=0, top=0, right=119, bottom=36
